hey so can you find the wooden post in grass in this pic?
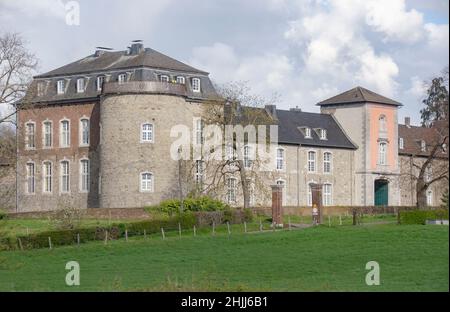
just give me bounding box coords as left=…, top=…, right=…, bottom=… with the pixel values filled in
left=178, top=222, right=182, bottom=239
left=77, top=233, right=80, bottom=246
left=17, top=238, right=23, bottom=251
left=48, top=237, right=52, bottom=250
left=288, top=216, right=292, bottom=231
left=193, top=225, right=197, bottom=237
left=104, top=231, right=108, bottom=245
left=161, top=228, right=165, bottom=240
left=328, top=215, right=331, bottom=227
left=227, top=222, right=231, bottom=236
left=259, top=219, right=263, bottom=232
left=244, top=222, right=247, bottom=233
left=352, top=209, right=357, bottom=226
left=339, top=215, right=342, bottom=226
left=125, top=230, right=128, bottom=242
left=26, top=227, right=29, bottom=236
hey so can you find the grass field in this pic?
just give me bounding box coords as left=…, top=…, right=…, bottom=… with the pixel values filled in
left=0, top=223, right=447, bottom=291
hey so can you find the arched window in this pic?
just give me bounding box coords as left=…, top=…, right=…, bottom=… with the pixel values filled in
left=43, top=121, right=52, bottom=148
left=276, top=148, right=285, bottom=170
left=244, top=145, right=253, bottom=168
left=43, top=161, right=53, bottom=193
left=26, top=162, right=35, bottom=194
left=60, top=161, right=70, bottom=193
left=308, top=151, right=316, bottom=172
left=307, top=182, right=313, bottom=206
left=195, top=160, right=204, bottom=185
left=80, top=159, right=90, bottom=192
left=80, top=118, right=90, bottom=146
left=378, top=142, right=387, bottom=165
left=226, top=177, right=237, bottom=203
left=140, top=172, right=153, bottom=192
left=323, top=183, right=332, bottom=206
left=323, top=152, right=332, bottom=173
left=379, top=115, right=387, bottom=133
left=25, top=122, right=36, bottom=149
left=141, top=123, right=154, bottom=143
left=60, top=120, right=70, bottom=147
left=426, top=189, right=433, bottom=206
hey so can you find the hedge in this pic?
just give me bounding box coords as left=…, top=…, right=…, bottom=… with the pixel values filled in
left=399, top=209, right=449, bottom=225
left=0, top=209, right=253, bottom=251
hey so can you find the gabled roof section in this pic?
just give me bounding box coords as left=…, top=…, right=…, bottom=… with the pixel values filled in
left=35, top=48, right=208, bottom=78
left=317, top=86, right=402, bottom=107
left=276, top=109, right=357, bottom=149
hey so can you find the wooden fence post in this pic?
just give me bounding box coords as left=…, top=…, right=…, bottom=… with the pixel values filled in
left=352, top=209, right=357, bottom=225
left=288, top=216, right=291, bottom=231
left=48, top=237, right=52, bottom=250
left=178, top=223, right=182, bottom=239
left=161, top=228, right=165, bottom=240
left=328, top=215, right=331, bottom=227
left=244, top=222, right=247, bottom=233
left=77, top=233, right=80, bottom=246
left=125, top=229, right=128, bottom=242
left=227, top=222, right=231, bottom=236
left=18, top=238, right=23, bottom=251
left=193, top=225, right=197, bottom=237
left=259, top=219, right=263, bottom=232
left=104, top=230, right=108, bottom=245
left=339, top=215, right=342, bottom=226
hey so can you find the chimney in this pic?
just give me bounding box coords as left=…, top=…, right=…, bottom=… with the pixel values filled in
left=405, top=117, right=411, bottom=128
left=290, top=106, right=302, bottom=112
left=265, top=105, right=278, bottom=120
left=94, top=47, right=112, bottom=57
left=129, top=40, right=144, bottom=55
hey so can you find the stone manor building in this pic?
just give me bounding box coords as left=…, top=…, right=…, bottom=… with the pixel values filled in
left=16, top=42, right=448, bottom=211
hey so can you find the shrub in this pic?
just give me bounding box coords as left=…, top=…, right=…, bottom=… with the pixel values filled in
left=0, top=209, right=7, bottom=220
left=441, top=190, right=449, bottom=210
left=50, top=204, right=85, bottom=230
left=147, top=196, right=230, bottom=216
left=399, top=209, right=449, bottom=225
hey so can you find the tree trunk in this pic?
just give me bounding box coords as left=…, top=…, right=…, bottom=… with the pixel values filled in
left=416, top=180, right=428, bottom=208
left=238, top=161, right=250, bottom=209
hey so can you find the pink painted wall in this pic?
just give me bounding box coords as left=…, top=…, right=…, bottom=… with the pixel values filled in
left=369, top=105, right=396, bottom=170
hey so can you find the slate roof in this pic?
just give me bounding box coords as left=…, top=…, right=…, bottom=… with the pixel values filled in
left=317, top=86, right=402, bottom=106
left=35, top=48, right=208, bottom=78
left=276, top=109, right=357, bottom=149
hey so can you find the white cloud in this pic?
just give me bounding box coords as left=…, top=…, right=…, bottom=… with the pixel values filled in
left=0, top=0, right=66, bottom=20
left=425, top=23, right=450, bottom=48
left=407, top=76, right=426, bottom=97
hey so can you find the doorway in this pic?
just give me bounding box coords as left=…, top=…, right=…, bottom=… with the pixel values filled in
left=374, top=179, right=389, bottom=206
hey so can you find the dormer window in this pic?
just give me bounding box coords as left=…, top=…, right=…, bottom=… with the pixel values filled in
left=118, top=73, right=127, bottom=84
left=160, top=75, right=169, bottom=83
left=57, top=80, right=65, bottom=94
left=192, top=78, right=201, bottom=92
left=37, top=82, right=45, bottom=96
left=420, top=140, right=426, bottom=152
left=399, top=138, right=404, bottom=150
left=379, top=115, right=387, bottom=132
left=76, top=78, right=85, bottom=93
left=176, top=76, right=185, bottom=84
left=442, top=143, right=448, bottom=153
left=96, top=76, right=105, bottom=91
left=305, top=127, right=312, bottom=139
left=319, top=129, right=327, bottom=140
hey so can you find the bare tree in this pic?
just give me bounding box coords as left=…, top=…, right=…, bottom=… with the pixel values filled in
left=0, top=32, right=38, bottom=125
left=0, top=125, right=16, bottom=211
left=200, top=82, right=278, bottom=208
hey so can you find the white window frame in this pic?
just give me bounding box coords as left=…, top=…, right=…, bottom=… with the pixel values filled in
left=25, top=162, right=35, bottom=195
left=399, top=137, right=404, bottom=150
left=323, top=183, right=333, bottom=206
left=424, top=165, right=432, bottom=183
left=37, top=82, right=45, bottom=96
left=276, top=147, right=285, bottom=170
left=42, top=161, right=53, bottom=194
left=25, top=121, right=36, bottom=150
left=192, top=78, right=201, bottom=93
left=57, top=80, right=65, bottom=94
left=305, top=127, right=312, bottom=139
left=319, top=129, right=327, bottom=140
left=195, top=160, right=204, bottom=185
left=76, top=78, right=85, bottom=93
left=140, top=172, right=154, bottom=192
left=307, top=150, right=316, bottom=173
left=59, top=119, right=70, bottom=148
left=60, top=160, right=70, bottom=194
left=117, top=73, right=127, bottom=84
left=160, top=75, right=169, bottom=83
left=96, top=76, right=105, bottom=91
left=323, top=151, right=332, bottom=174
left=79, top=117, right=90, bottom=147
left=426, top=189, right=433, bottom=206
left=141, top=123, right=154, bottom=143
left=176, top=76, right=185, bottom=84
left=79, top=158, right=90, bottom=193
left=307, top=181, right=316, bottom=207
left=226, top=177, right=237, bottom=203
left=276, top=179, right=287, bottom=206
left=420, top=140, right=426, bottom=152
left=195, top=118, right=203, bottom=145
left=243, top=145, right=253, bottom=169
left=378, top=142, right=387, bottom=165
left=42, top=120, right=53, bottom=149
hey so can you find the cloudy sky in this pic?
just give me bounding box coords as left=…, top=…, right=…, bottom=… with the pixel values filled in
left=1, top=0, right=448, bottom=124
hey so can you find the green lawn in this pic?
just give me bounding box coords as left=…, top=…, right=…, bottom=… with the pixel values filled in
left=0, top=224, right=447, bottom=291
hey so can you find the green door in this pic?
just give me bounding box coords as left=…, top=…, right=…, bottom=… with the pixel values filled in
left=374, top=180, right=388, bottom=206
